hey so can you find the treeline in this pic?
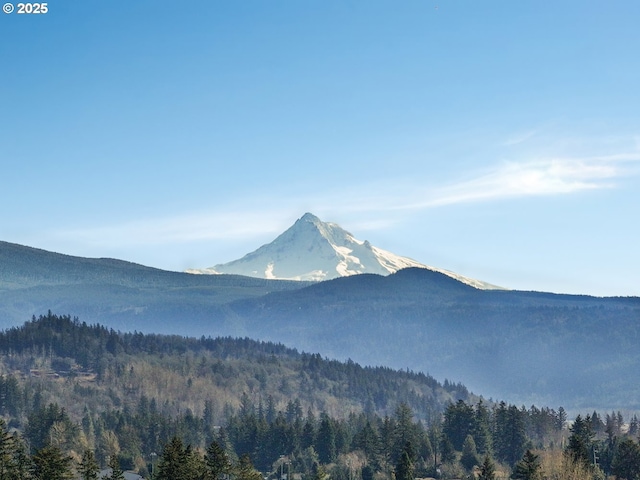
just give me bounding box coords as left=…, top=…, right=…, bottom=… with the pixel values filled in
left=1, top=314, right=640, bottom=479
left=0, top=415, right=265, bottom=480
left=0, top=313, right=467, bottom=423
left=2, top=396, right=640, bottom=479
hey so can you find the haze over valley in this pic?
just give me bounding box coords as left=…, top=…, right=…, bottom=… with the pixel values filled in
left=2, top=213, right=638, bottom=414
left=2, top=2, right=640, bottom=478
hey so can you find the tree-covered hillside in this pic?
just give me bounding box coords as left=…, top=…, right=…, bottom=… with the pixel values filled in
left=1, top=314, right=639, bottom=480
left=3, top=240, right=640, bottom=412
left=229, top=268, right=640, bottom=410
left=0, top=313, right=471, bottom=425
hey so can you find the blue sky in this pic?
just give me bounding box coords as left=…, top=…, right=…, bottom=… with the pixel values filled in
left=2, top=1, right=639, bottom=296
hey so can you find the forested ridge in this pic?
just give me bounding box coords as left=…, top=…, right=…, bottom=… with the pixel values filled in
left=0, top=312, right=469, bottom=421
left=0, top=313, right=639, bottom=479
left=4, top=241, right=640, bottom=412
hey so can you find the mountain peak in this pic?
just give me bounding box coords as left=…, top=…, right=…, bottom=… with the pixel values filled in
left=187, top=214, right=503, bottom=288
left=299, top=212, right=321, bottom=223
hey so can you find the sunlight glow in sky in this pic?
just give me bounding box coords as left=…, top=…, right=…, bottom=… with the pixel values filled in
left=2, top=1, right=639, bottom=296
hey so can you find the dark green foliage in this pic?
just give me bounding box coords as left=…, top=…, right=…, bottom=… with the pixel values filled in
left=395, top=442, right=414, bottom=480
left=2, top=313, right=640, bottom=480
left=439, top=435, right=456, bottom=465
left=426, top=424, right=441, bottom=470
left=494, top=403, right=528, bottom=467
left=205, top=441, right=231, bottom=480
left=361, top=465, right=374, bottom=480
left=460, top=435, right=480, bottom=471
left=25, top=403, right=75, bottom=452
left=605, top=411, right=624, bottom=441
left=0, top=419, right=16, bottom=479
left=629, top=415, right=639, bottom=437
left=512, top=450, right=542, bottom=480
left=184, top=445, right=207, bottom=480
left=316, top=414, right=336, bottom=464
left=565, top=414, right=594, bottom=467
left=0, top=313, right=460, bottom=424
left=106, top=454, right=125, bottom=480
left=353, top=421, right=380, bottom=467
left=10, top=432, right=32, bottom=480
left=478, top=455, right=496, bottom=480
left=156, top=437, right=191, bottom=480
left=31, top=445, right=73, bottom=480
left=78, top=449, right=100, bottom=480
left=235, top=454, right=262, bottom=480
left=443, top=400, right=475, bottom=451
left=472, top=400, right=493, bottom=456
left=525, top=405, right=564, bottom=448
left=393, top=403, right=418, bottom=461
left=611, top=438, right=640, bottom=480
left=0, top=376, right=21, bottom=417
left=379, top=416, right=396, bottom=468
left=557, top=407, right=567, bottom=430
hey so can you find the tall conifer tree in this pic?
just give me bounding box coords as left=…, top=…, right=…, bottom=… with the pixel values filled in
left=78, top=449, right=100, bottom=480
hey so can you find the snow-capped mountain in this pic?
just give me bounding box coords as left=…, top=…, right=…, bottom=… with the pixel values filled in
left=187, top=213, right=503, bottom=289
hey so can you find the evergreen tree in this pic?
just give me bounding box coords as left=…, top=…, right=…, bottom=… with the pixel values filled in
left=494, top=404, right=527, bottom=467
left=605, top=412, right=621, bottom=442
left=31, top=445, right=73, bottom=480
left=395, top=442, right=414, bottom=480
left=235, top=453, right=262, bottom=480
left=316, top=413, right=336, bottom=464
left=629, top=415, right=639, bottom=438
left=556, top=407, right=567, bottom=430
left=442, top=400, right=475, bottom=451
left=205, top=440, right=231, bottom=480
left=419, top=433, right=433, bottom=469
left=301, top=412, right=316, bottom=451
left=611, top=438, right=640, bottom=480
left=565, top=414, right=594, bottom=467
left=473, top=400, right=493, bottom=456
left=26, top=403, right=74, bottom=452
left=11, top=433, right=32, bottom=480
left=478, top=455, right=496, bottom=480
left=439, top=435, right=455, bottom=465
left=460, top=435, right=480, bottom=471
left=393, top=404, right=417, bottom=464
left=183, top=445, right=206, bottom=480
left=0, top=419, right=17, bottom=480
left=78, top=449, right=100, bottom=480
left=589, top=412, right=604, bottom=436
left=512, top=450, right=542, bottom=480
left=106, top=454, right=125, bottom=480
left=353, top=421, right=380, bottom=468
left=203, top=400, right=216, bottom=444
left=156, top=436, right=188, bottom=480
left=379, top=416, right=396, bottom=469
left=427, top=424, right=441, bottom=471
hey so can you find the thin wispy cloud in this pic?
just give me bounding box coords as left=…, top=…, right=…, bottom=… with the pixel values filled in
left=50, top=151, right=640, bottom=247
left=51, top=209, right=294, bottom=248
left=332, top=152, right=640, bottom=214
left=407, top=154, right=631, bottom=209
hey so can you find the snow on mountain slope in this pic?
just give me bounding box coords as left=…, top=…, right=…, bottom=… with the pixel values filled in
left=187, top=213, right=504, bottom=289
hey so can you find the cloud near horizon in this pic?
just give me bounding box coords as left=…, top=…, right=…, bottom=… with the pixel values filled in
left=50, top=152, right=640, bottom=246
